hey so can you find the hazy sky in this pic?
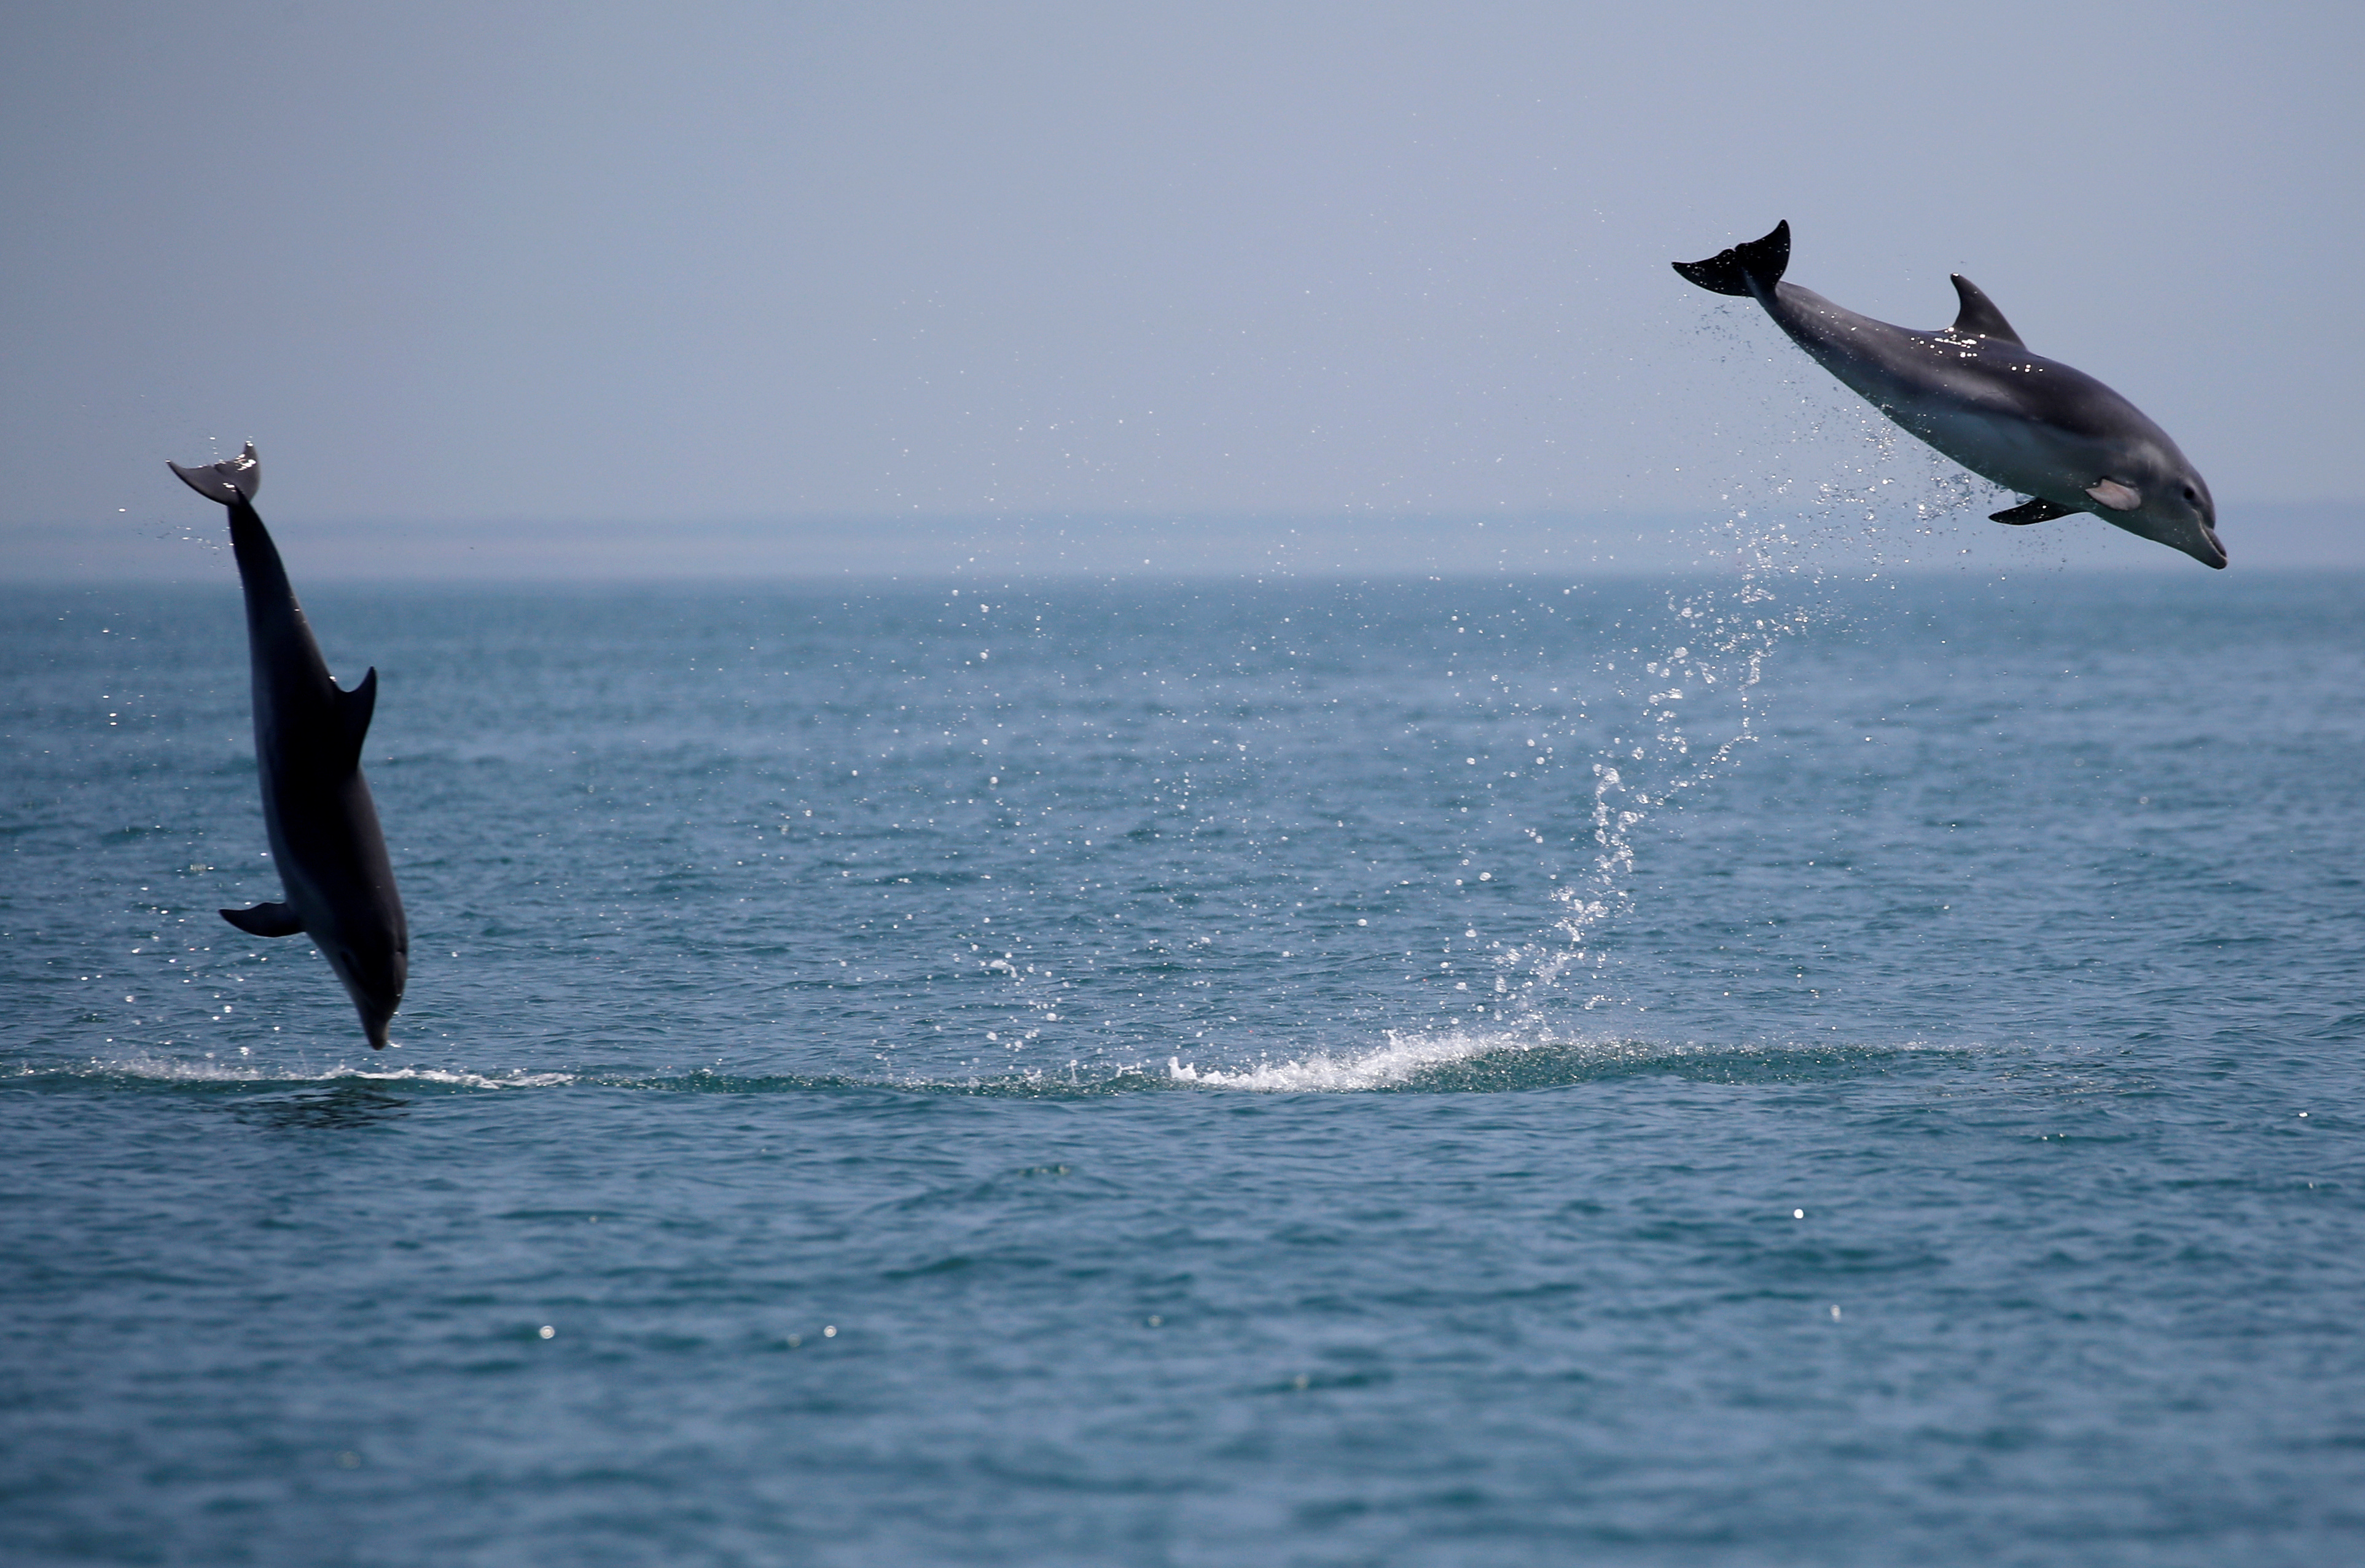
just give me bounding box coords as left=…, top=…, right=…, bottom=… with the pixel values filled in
left=4, top=1, right=2358, bottom=575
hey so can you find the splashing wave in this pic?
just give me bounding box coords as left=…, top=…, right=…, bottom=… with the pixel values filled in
left=1159, top=1024, right=1939, bottom=1093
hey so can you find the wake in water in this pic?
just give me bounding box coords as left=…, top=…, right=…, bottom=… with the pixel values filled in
left=1162, top=1022, right=1755, bottom=1093
left=32, top=1028, right=1957, bottom=1099
left=15, top=1053, right=574, bottom=1091
left=1165, top=1025, right=1963, bottom=1093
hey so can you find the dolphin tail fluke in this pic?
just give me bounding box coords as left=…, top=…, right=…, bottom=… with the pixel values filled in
left=1991, top=497, right=2075, bottom=525
left=167, top=443, right=261, bottom=505
left=222, top=901, right=305, bottom=938
left=1673, top=220, right=1790, bottom=297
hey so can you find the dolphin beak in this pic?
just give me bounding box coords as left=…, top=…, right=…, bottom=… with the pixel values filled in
left=2193, top=528, right=2228, bottom=570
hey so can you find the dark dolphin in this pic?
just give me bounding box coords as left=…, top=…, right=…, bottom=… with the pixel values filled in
left=169, top=444, right=408, bottom=1048
left=1674, top=221, right=2224, bottom=569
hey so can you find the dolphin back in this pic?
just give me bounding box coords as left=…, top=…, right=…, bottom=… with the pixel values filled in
left=1674, top=221, right=1790, bottom=297
left=167, top=443, right=262, bottom=505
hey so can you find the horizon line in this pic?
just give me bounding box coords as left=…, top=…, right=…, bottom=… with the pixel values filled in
left=7, top=501, right=2356, bottom=584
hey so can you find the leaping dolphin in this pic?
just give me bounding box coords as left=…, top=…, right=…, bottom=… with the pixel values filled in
left=1673, top=222, right=2224, bottom=569
left=169, top=445, right=408, bottom=1048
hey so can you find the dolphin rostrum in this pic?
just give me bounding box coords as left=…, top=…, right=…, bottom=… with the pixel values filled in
left=169, top=445, right=408, bottom=1048
left=1673, top=221, right=2224, bottom=569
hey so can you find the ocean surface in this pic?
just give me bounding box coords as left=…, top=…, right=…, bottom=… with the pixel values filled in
left=4, top=562, right=2362, bottom=1565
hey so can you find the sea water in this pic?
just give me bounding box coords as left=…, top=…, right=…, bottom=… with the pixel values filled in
left=3, top=566, right=2361, bottom=1565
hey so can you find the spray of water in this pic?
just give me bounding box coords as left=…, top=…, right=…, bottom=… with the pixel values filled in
left=1502, top=561, right=1794, bottom=1015
left=1499, top=380, right=2007, bottom=1020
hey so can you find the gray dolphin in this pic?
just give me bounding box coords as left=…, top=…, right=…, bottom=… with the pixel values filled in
left=1673, top=221, right=2224, bottom=569
left=169, top=445, right=408, bottom=1048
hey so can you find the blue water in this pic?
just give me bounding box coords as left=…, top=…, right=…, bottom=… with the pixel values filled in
left=4, top=566, right=2362, bottom=1565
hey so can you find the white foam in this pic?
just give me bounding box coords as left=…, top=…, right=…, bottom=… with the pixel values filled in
left=61, top=1053, right=575, bottom=1090
left=335, top=1066, right=577, bottom=1090
left=1157, top=1023, right=1969, bottom=1093
left=1165, top=1024, right=1568, bottom=1092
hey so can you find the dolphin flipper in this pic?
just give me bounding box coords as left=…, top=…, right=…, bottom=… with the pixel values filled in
left=222, top=901, right=305, bottom=938
left=1991, top=497, right=2076, bottom=525
left=167, top=443, right=262, bottom=505
left=1673, top=220, right=1791, bottom=297
left=1949, top=276, right=2024, bottom=345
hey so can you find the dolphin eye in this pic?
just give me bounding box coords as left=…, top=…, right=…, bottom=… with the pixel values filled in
left=2182, top=485, right=2198, bottom=502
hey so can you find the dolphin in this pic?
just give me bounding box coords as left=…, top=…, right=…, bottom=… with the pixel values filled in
left=1673, top=221, right=2224, bottom=569
left=169, top=444, right=408, bottom=1048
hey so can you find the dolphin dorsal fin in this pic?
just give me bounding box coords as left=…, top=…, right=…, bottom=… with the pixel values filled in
left=1949, top=276, right=2024, bottom=345
left=339, top=667, right=378, bottom=768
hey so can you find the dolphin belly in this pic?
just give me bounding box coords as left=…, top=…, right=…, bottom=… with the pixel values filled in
left=1790, top=332, right=2084, bottom=502
left=1887, top=400, right=2105, bottom=509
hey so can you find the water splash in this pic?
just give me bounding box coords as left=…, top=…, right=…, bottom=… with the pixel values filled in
left=1497, top=568, right=1796, bottom=1014
left=1164, top=1023, right=1573, bottom=1091
left=1498, top=370, right=2012, bottom=1019
left=1162, top=1023, right=1950, bottom=1093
